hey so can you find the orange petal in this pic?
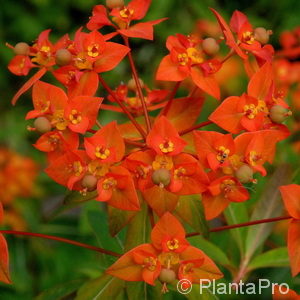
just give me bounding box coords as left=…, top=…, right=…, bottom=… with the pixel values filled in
left=280, top=185, right=300, bottom=219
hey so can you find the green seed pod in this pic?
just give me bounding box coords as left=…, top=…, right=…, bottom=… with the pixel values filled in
left=202, top=38, right=220, bottom=56
left=34, top=117, right=52, bottom=133
left=14, top=42, right=30, bottom=56
left=159, top=268, right=176, bottom=284
left=269, top=105, right=290, bottom=124
left=55, top=49, right=72, bottom=66
left=235, top=164, right=253, bottom=183
left=152, top=169, right=171, bottom=187
left=82, top=174, right=98, bottom=191
left=106, top=0, right=124, bottom=9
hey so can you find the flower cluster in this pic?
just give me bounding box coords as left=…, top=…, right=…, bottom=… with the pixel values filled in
left=3, top=0, right=299, bottom=296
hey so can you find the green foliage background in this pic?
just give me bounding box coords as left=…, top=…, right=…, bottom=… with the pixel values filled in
left=1, top=0, right=300, bottom=299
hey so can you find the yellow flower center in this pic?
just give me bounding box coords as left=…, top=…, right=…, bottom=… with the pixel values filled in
left=177, top=52, right=189, bottom=66
left=87, top=44, right=100, bottom=58
left=102, top=177, right=117, bottom=190
left=143, top=257, right=157, bottom=271
left=244, top=104, right=258, bottom=119
left=243, top=31, right=255, bottom=44
left=75, top=53, right=92, bottom=70
left=187, top=47, right=203, bottom=64
left=88, top=161, right=109, bottom=177
left=159, top=140, right=174, bottom=154
left=166, top=238, right=179, bottom=251
left=69, top=109, right=82, bottom=125
left=72, top=161, right=83, bottom=176
left=158, top=252, right=180, bottom=268
left=119, top=8, right=134, bottom=19
left=248, top=151, right=260, bottom=166
left=95, top=147, right=110, bottom=160
left=216, top=146, right=230, bottom=163
left=152, top=155, right=173, bottom=170
left=221, top=179, right=236, bottom=196
left=174, top=167, right=186, bottom=179
left=52, top=110, right=68, bottom=131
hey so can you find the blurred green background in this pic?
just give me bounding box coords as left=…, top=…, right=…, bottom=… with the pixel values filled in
left=1, top=0, right=300, bottom=299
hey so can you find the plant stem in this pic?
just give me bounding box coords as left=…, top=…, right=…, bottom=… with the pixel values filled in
left=124, top=139, right=146, bottom=148
left=123, top=37, right=151, bottom=133
left=98, top=75, right=147, bottom=139
left=221, top=49, right=235, bottom=64
left=1, top=230, right=121, bottom=257
left=148, top=206, right=155, bottom=229
left=162, top=81, right=181, bottom=116
left=186, top=215, right=291, bottom=237
left=179, top=120, right=213, bottom=136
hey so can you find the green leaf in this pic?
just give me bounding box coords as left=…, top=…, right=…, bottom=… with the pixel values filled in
left=188, top=236, right=231, bottom=267
left=108, top=206, right=137, bottom=237
left=186, top=286, right=219, bottom=300
left=47, top=190, right=97, bottom=220
left=75, top=274, right=125, bottom=300
left=245, top=165, right=291, bottom=261
left=87, top=209, right=123, bottom=267
left=35, top=279, right=85, bottom=300
left=126, top=281, right=162, bottom=300
left=224, top=202, right=248, bottom=255
left=175, top=195, right=209, bottom=237
left=248, top=247, right=289, bottom=271
left=124, top=201, right=151, bottom=252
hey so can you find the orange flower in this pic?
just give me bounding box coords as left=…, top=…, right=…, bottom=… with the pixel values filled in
left=107, top=213, right=222, bottom=287
left=280, top=184, right=300, bottom=276
left=146, top=116, right=187, bottom=156
left=273, top=285, right=300, bottom=300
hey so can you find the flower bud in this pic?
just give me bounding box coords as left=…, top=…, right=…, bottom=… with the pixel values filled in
left=34, top=117, right=52, bottom=133
left=152, top=169, right=171, bottom=187
left=269, top=105, right=291, bottom=124
left=82, top=174, right=98, bottom=191
left=14, top=42, right=30, bottom=56
left=106, top=0, right=124, bottom=9
left=55, top=49, right=72, bottom=66
left=159, top=268, right=176, bottom=284
left=127, top=78, right=144, bottom=91
left=235, top=164, right=253, bottom=183
left=202, top=38, right=220, bottom=56
left=254, top=27, right=272, bottom=45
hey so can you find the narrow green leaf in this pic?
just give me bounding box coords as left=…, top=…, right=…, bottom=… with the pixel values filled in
left=175, top=195, right=209, bottom=237
left=245, top=165, right=291, bottom=260
left=224, top=202, right=248, bottom=255
left=186, top=286, right=219, bottom=300
left=35, top=279, right=85, bottom=300
left=108, top=206, right=137, bottom=237
left=124, top=201, right=150, bottom=252
left=75, top=274, right=124, bottom=300
left=47, top=190, right=97, bottom=220
left=188, top=236, right=231, bottom=267
left=126, top=281, right=162, bottom=300
left=248, top=247, right=289, bottom=271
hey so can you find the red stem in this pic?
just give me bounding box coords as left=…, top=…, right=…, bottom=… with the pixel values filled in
left=98, top=75, right=147, bottom=139
left=162, top=81, right=181, bottom=116
left=0, top=230, right=121, bottom=257
left=123, top=37, right=151, bottom=133
left=124, top=139, right=146, bottom=148
left=179, top=120, right=213, bottom=136
left=186, top=216, right=292, bottom=237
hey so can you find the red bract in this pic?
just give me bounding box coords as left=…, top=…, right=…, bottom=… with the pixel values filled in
left=87, top=1, right=166, bottom=40
left=156, top=33, right=221, bottom=99
left=107, top=213, right=222, bottom=286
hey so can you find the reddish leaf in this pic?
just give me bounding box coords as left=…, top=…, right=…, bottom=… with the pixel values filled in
left=0, top=234, right=11, bottom=284
left=12, top=67, right=47, bottom=105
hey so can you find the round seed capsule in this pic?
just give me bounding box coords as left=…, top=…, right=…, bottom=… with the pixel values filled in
left=159, top=268, right=176, bottom=284
left=127, top=78, right=144, bottom=91
left=202, top=38, right=220, bottom=56
left=235, top=164, right=253, bottom=184
left=106, top=0, right=124, bottom=9
left=269, top=105, right=290, bottom=124
left=14, top=42, right=30, bottom=56
left=152, top=169, right=171, bottom=187
left=34, top=117, right=52, bottom=133
left=82, top=174, right=98, bottom=191
left=254, top=27, right=272, bottom=45
left=55, top=49, right=72, bottom=66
